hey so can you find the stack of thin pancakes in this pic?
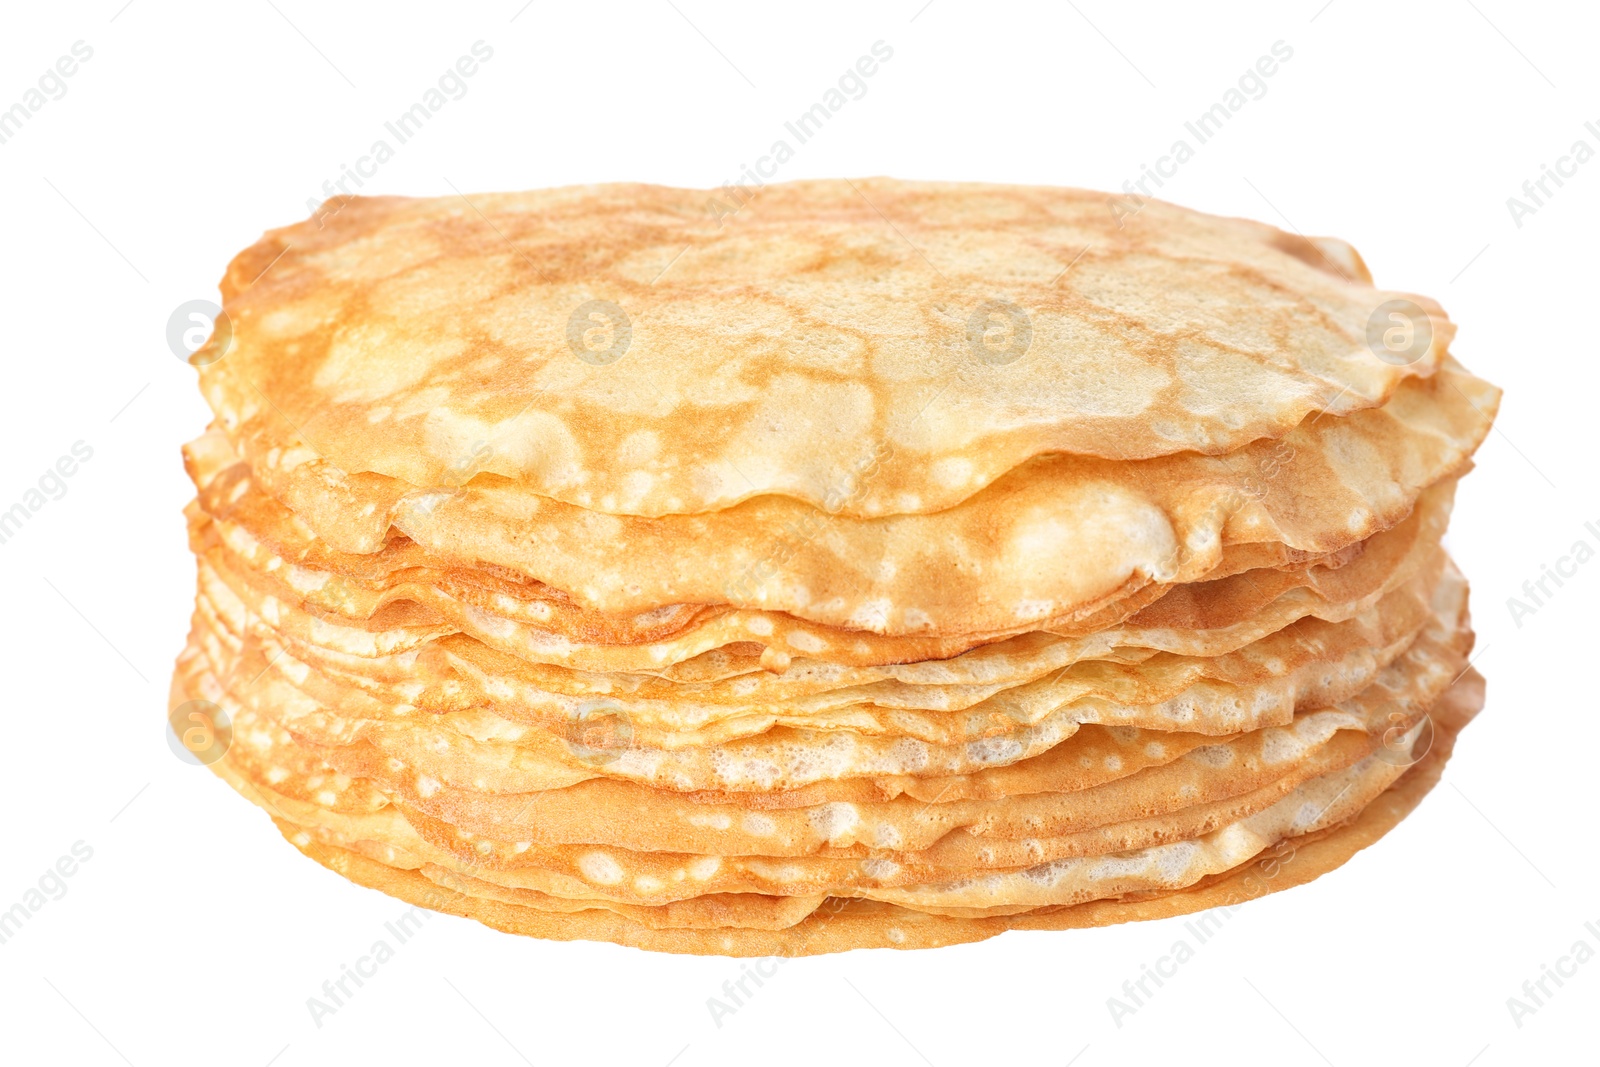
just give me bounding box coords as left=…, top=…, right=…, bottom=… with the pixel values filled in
left=171, top=180, right=1499, bottom=955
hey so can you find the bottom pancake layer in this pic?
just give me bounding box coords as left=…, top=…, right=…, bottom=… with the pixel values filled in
left=179, top=664, right=1482, bottom=955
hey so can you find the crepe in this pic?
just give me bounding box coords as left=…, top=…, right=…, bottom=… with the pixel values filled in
left=175, top=558, right=1469, bottom=899
left=177, top=664, right=1482, bottom=952
left=195, top=180, right=1454, bottom=519
left=191, top=359, right=1494, bottom=634
left=187, top=551, right=1450, bottom=792
left=171, top=180, right=1498, bottom=955
left=193, top=560, right=1468, bottom=865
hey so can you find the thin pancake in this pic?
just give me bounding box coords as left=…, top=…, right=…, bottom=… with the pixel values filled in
left=197, top=179, right=1452, bottom=518
left=245, top=669, right=1482, bottom=954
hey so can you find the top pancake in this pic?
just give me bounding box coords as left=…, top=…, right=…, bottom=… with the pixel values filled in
left=196, top=179, right=1451, bottom=518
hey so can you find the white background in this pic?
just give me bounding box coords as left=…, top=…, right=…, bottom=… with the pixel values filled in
left=0, top=2, right=1594, bottom=1064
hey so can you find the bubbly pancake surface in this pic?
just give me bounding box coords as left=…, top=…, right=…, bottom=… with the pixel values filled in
left=197, top=179, right=1459, bottom=518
